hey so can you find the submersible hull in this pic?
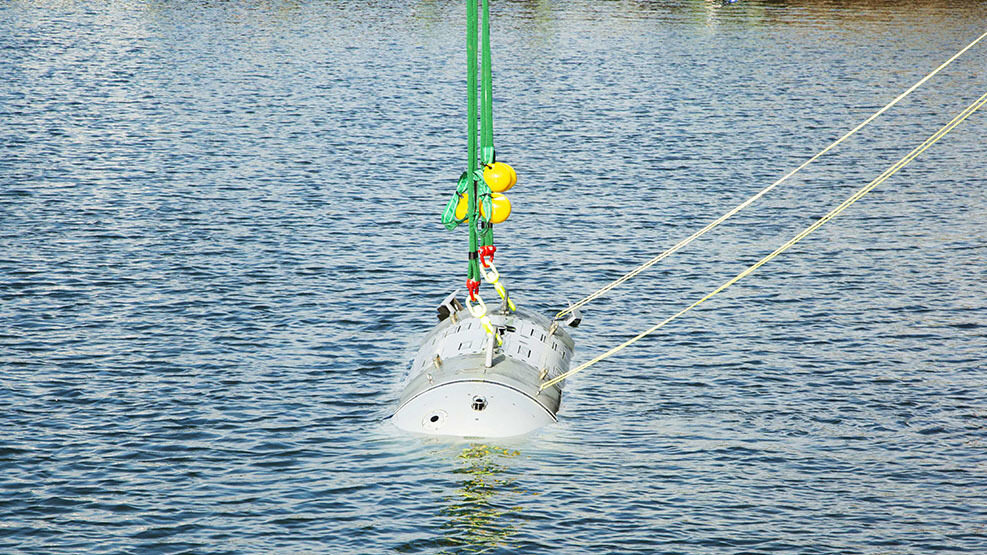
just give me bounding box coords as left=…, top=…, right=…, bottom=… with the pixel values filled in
left=393, top=305, right=575, bottom=438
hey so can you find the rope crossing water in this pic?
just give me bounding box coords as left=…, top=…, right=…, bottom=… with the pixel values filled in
left=540, top=89, right=987, bottom=392
left=554, top=30, right=987, bottom=322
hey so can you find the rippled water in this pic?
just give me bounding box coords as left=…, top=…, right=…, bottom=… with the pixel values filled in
left=2, top=1, right=986, bottom=553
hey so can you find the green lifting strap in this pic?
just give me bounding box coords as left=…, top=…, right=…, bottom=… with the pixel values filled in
left=479, top=0, right=495, bottom=249
left=465, top=0, right=480, bottom=282
left=442, top=1, right=497, bottom=279
left=480, top=0, right=495, bottom=167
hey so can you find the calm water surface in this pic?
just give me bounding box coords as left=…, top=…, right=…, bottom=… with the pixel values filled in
left=2, top=1, right=986, bottom=553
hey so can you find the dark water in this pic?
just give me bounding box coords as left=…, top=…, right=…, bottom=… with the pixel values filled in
left=3, top=1, right=986, bottom=553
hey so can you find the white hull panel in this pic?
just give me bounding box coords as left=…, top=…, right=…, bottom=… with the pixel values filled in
left=392, top=379, right=557, bottom=438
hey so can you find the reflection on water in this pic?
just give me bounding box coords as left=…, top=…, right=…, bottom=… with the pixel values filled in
left=440, top=445, right=522, bottom=554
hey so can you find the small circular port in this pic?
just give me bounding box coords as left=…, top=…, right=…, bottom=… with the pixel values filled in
left=422, top=409, right=447, bottom=431
left=471, top=396, right=487, bottom=411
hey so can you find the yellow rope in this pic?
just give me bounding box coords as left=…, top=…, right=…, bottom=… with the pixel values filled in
left=555, top=30, right=987, bottom=321
left=541, top=90, right=987, bottom=392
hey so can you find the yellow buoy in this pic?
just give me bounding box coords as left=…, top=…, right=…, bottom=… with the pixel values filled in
left=455, top=193, right=469, bottom=220
left=483, top=162, right=517, bottom=193
left=480, top=193, right=511, bottom=224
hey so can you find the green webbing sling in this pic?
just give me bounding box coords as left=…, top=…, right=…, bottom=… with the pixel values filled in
left=440, top=0, right=497, bottom=283
left=480, top=0, right=494, bottom=168
left=466, top=0, right=481, bottom=284
left=478, top=0, right=495, bottom=250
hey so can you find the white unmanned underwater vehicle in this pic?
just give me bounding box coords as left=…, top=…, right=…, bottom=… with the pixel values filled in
left=393, top=293, right=580, bottom=438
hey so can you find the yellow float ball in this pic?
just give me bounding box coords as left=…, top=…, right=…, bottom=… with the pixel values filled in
left=480, top=193, right=511, bottom=224
left=454, top=193, right=470, bottom=221
left=483, top=162, right=516, bottom=193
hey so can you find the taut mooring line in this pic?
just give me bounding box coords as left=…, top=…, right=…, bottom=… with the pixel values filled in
left=555, top=30, right=987, bottom=321
left=541, top=89, right=987, bottom=391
